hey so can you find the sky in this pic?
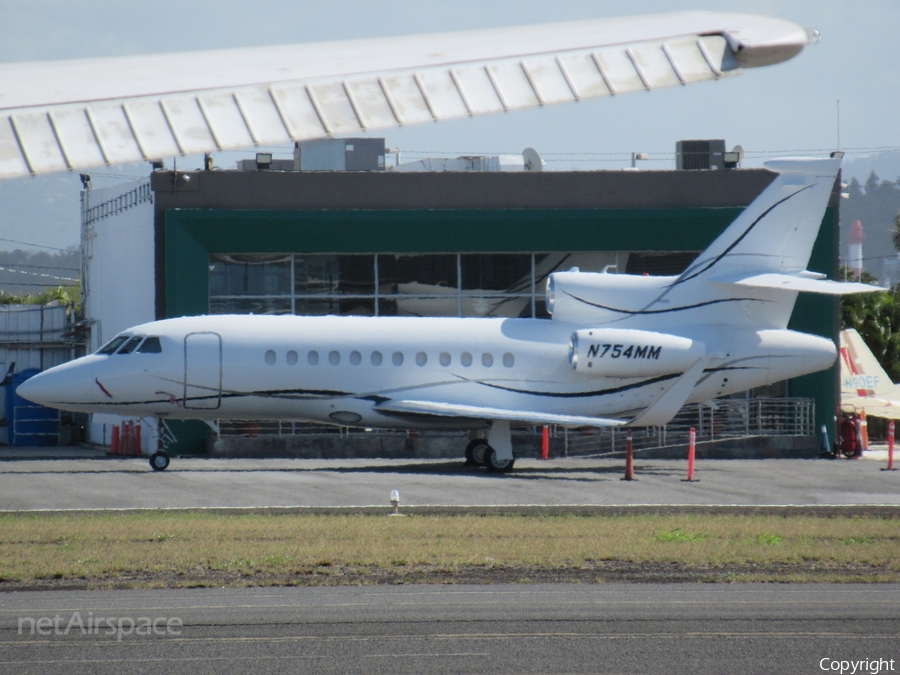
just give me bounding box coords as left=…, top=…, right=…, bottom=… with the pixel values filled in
left=0, top=0, right=898, bottom=253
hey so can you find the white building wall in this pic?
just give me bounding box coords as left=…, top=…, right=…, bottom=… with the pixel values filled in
left=82, top=179, right=158, bottom=448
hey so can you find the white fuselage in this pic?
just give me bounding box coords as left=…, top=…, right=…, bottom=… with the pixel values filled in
left=19, top=314, right=836, bottom=429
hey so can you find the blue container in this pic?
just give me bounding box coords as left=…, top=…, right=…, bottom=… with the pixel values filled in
left=6, top=369, right=59, bottom=446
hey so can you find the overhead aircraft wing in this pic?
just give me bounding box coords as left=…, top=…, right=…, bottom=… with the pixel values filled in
left=0, top=11, right=809, bottom=179
left=375, top=400, right=627, bottom=428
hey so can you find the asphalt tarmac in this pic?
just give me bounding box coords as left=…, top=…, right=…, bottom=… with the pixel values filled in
left=0, top=447, right=898, bottom=510
left=1, top=584, right=898, bottom=675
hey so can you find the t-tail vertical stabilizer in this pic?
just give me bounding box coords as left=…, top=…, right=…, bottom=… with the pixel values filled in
left=840, top=328, right=900, bottom=419
left=680, top=158, right=842, bottom=283
left=547, top=158, right=881, bottom=329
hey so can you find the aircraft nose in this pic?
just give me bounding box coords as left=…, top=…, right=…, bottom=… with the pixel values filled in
left=15, top=360, right=95, bottom=410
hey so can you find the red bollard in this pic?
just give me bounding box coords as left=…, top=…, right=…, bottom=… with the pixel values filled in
left=623, top=430, right=634, bottom=481
left=135, top=423, right=142, bottom=456
left=884, top=421, right=896, bottom=472
left=860, top=410, right=869, bottom=451
left=109, top=425, right=120, bottom=455
left=541, top=426, right=549, bottom=460
left=685, top=426, right=697, bottom=482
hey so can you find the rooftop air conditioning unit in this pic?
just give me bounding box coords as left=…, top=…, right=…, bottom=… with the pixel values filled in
left=676, top=139, right=726, bottom=171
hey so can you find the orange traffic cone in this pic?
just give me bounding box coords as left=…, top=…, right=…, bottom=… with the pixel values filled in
left=110, top=425, right=120, bottom=455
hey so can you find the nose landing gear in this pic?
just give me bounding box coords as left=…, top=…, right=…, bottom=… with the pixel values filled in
left=149, top=451, right=170, bottom=471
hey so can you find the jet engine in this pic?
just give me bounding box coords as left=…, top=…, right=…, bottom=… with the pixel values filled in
left=568, top=328, right=705, bottom=377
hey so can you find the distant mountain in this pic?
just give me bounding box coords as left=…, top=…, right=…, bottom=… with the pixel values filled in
left=843, top=150, right=900, bottom=184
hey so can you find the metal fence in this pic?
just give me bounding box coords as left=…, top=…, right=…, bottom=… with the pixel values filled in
left=559, top=397, right=814, bottom=457
left=216, top=397, right=814, bottom=451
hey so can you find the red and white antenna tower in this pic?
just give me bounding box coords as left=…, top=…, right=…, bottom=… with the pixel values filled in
left=849, top=220, right=865, bottom=279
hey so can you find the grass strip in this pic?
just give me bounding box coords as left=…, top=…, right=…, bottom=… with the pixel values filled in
left=0, top=511, right=897, bottom=588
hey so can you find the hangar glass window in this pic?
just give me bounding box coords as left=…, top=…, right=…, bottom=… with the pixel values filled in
left=207, top=251, right=700, bottom=319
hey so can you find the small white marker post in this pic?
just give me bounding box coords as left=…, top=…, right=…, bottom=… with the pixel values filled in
left=883, top=422, right=896, bottom=472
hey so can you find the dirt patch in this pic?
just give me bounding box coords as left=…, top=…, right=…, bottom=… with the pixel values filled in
left=2, top=561, right=896, bottom=592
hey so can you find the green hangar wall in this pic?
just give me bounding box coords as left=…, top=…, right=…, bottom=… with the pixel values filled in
left=151, top=168, right=839, bottom=453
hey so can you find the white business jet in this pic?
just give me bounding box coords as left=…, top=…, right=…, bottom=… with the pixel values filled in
left=3, top=9, right=852, bottom=471
left=18, top=158, right=881, bottom=471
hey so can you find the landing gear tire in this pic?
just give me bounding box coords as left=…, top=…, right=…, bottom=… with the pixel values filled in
left=149, top=451, right=170, bottom=471
left=485, top=448, right=515, bottom=473
left=464, top=439, right=490, bottom=467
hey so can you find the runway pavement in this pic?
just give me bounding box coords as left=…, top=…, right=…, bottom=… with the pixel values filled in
left=1, top=584, right=897, bottom=674
left=0, top=447, right=898, bottom=510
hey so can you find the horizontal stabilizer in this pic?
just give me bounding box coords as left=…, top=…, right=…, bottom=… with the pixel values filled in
left=376, top=400, right=627, bottom=428
left=713, top=273, right=883, bottom=296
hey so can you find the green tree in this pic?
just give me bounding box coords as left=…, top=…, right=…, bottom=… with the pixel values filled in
left=893, top=208, right=900, bottom=251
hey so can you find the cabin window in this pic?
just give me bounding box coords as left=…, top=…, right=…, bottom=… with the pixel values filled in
left=308, top=350, right=319, bottom=365
left=503, top=352, right=515, bottom=368
left=117, top=336, right=144, bottom=354
left=439, top=352, right=451, bottom=367
left=350, top=350, right=362, bottom=366
left=286, top=350, right=298, bottom=365
left=328, top=350, right=340, bottom=366
left=415, top=351, right=427, bottom=366
left=371, top=351, right=383, bottom=366
left=98, top=335, right=130, bottom=355
left=392, top=351, right=404, bottom=366
left=460, top=351, right=473, bottom=367
left=265, top=350, right=276, bottom=365
left=138, top=337, right=162, bottom=354
left=482, top=353, right=494, bottom=367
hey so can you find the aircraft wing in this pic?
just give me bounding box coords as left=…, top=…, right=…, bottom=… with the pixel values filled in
left=0, top=11, right=809, bottom=178
left=840, top=395, right=900, bottom=421
left=375, top=400, right=628, bottom=428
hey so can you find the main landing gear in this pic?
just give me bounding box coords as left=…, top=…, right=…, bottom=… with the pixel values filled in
left=464, top=420, right=515, bottom=473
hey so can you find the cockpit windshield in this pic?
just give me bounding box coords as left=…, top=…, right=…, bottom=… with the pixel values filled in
left=97, top=335, right=130, bottom=355
left=96, top=335, right=163, bottom=355
left=117, top=336, right=144, bottom=354
left=138, top=337, right=162, bottom=353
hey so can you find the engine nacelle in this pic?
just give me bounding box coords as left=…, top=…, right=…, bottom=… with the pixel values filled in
left=569, top=328, right=705, bottom=377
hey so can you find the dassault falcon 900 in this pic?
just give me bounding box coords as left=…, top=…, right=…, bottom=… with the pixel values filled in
left=18, top=159, right=881, bottom=471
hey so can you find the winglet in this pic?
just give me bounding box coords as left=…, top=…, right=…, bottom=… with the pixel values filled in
left=627, top=355, right=711, bottom=427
